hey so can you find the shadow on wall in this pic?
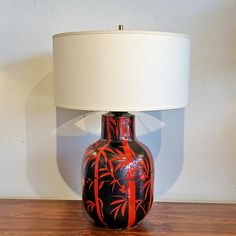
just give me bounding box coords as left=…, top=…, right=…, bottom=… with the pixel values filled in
left=22, top=56, right=185, bottom=199
left=24, top=68, right=68, bottom=197
left=56, top=107, right=185, bottom=199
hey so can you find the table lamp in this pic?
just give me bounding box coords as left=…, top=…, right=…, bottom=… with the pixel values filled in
left=53, top=26, right=190, bottom=229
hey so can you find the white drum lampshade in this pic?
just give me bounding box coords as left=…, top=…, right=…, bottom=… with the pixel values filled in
left=53, top=30, right=190, bottom=111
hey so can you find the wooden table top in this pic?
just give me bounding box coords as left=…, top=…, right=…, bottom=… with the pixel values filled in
left=0, top=199, right=235, bottom=235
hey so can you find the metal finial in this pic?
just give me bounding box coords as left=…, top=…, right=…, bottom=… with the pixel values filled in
left=118, top=25, right=124, bottom=31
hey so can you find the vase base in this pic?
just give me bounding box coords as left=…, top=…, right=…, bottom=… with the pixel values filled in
left=94, top=220, right=141, bottom=230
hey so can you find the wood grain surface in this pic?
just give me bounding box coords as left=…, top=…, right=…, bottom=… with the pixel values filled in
left=0, top=200, right=235, bottom=235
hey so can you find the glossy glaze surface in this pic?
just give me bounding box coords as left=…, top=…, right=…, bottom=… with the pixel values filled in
left=82, top=112, right=154, bottom=228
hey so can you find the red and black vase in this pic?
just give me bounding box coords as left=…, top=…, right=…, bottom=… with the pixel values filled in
left=82, top=112, right=154, bottom=229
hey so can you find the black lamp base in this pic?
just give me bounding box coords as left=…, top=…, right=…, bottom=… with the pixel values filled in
left=82, top=112, right=154, bottom=228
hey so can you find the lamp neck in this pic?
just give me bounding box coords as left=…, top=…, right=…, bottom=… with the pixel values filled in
left=100, top=112, right=135, bottom=142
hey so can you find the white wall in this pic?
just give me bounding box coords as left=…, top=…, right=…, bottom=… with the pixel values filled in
left=0, top=0, right=236, bottom=203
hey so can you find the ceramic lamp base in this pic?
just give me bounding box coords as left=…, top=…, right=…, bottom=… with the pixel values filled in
left=82, top=112, right=154, bottom=228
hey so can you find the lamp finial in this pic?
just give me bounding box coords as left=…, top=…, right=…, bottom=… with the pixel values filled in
left=118, top=25, right=124, bottom=30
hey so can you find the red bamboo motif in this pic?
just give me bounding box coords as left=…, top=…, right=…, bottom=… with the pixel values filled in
left=122, top=140, right=136, bottom=227
left=93, top=149, right=107, bottom=227
left=82, top=112, right=154, bottom=229
left=137, top=141, right=154, bottom=213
